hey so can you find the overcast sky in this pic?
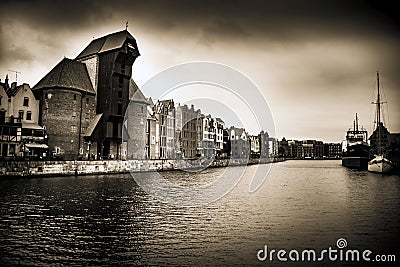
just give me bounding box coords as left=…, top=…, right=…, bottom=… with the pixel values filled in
left=1, top=0, right=399, bottom=142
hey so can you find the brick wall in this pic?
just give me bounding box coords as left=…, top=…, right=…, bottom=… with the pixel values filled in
left=40, top=88, right=96, bottom=160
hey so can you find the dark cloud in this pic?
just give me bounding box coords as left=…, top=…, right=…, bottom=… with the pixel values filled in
left=1, top=0, right=111, bottom=30
left=2, top=0, right=399, bottom=42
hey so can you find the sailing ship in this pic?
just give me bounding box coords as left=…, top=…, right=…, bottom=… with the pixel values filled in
left=342, top=113, right=370, bottom=169
left=368, top=71, right=393, bottom=173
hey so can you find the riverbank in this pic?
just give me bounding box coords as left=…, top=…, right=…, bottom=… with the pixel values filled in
left=0, top=157, right=286, bottom=178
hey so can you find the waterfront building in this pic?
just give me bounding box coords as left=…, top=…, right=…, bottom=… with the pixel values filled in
left=260, top=131, right=269, bottom=158
left=279, top=138, right=325, bottom=159
left=197, top=115, right=214, bottom=158
left=32, top=58, right=97, bottom=160
left=214, top=118, right=225, bottom=157
left=249, top=134, right=260, bottom=158
left=290, top=140, right=303, bottom=158
left=324, top=143, right=342, bottom=158
left=197, top=115, right=223, bottom=159
left=153, top=99, right=176, bottom=159
left=369, top=122, right=391, bottom=154
left=315, top=140, right=324, bottom=158
left=369, top=125, right=400, bottom=168
left=228, top=126, right=250, bottom=159
left=0, top=78, right=47, bottom=158
left=222, top=128, right=231, bottom=158
left=268, top=136, right=279, bottom=158
left=145, top=97, right=158, bottom=159
left=125, top=83, right=148, bottom=160
left=32, top=29, right=140, bottom=160
left=278, top=137, right=289, bottom=157
left=175, top=104, right=201, bottom=159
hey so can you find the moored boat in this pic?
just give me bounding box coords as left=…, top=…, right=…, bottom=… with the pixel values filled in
left=342, top=113, right=370, bottom=170
left=368, top=71, right=393, bottom=174
left=368, top=155, right=393, bottom=173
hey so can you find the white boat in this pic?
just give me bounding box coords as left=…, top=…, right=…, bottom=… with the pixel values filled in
left=368, top=71, right=393, bottom=174
left=368, top=154, right=393, bottom=173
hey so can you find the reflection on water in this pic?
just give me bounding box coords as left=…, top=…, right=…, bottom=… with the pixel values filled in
left=0, top=160, right=399, bottom=266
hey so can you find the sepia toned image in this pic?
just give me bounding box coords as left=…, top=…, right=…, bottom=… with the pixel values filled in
left=0, top=0, right=399, bottom=266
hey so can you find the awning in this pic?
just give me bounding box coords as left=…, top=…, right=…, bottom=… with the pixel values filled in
left=25, top=143, right=49, bottom=149
left=84, top=113, right=103, bottom=137
left=22, top=123, right=44, bottom=130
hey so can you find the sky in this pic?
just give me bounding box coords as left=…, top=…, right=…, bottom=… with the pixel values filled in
left=1, top=0, right=399, bottom=142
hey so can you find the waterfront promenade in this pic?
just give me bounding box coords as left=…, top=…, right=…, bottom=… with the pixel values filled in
left=0, top=157, right=285, bottom=178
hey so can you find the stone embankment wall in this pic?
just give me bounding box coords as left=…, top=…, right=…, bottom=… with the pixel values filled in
left=0, top=158, right=285, bottom=178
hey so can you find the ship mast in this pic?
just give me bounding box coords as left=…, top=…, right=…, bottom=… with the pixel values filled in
left=355, top=113, right=359, bottom=131
left=375, top=71, right=382, bottom=154
left=376, top=71, right=381, bottom=128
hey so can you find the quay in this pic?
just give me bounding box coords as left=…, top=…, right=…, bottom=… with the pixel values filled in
left=0, top=157, right=285, bottom=178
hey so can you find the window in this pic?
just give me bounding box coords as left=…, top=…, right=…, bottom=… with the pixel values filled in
left=23, top=97, right=29, bottom=106
left=118, top=90, right=122, bottom=99
left=26, top=111, right=32, bottom=120
left=18, top=110, right=24, bottom=120
left=117, top=102, right=123, bottom=115
left=73, top=94, right=77, bottom=101
left=71, top=125, right=78, bottom=133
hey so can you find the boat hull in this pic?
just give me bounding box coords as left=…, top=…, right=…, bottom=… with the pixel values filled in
left=342, top=142, right=370, bottom=170
left=368, top=156, right=394, bottom=173
left=342, top=157, right=369, bottom=170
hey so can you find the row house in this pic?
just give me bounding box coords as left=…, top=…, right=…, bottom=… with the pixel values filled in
left=214, top=118, right=225, bottom=156
left=228, top=126, right=250, bottom=159
left=145, top=97, right=158, bottom=159
left=248, top=134, right=260, bottom=158
left=153, top=99, right=176, bottom=159
left=175, top=104, right=202, bottom=159
left=324, top=143, right=342, bottom=158
left=0, top=76, right=47, bottom=159
left=249, top=130, right=273, bottom=159
left=197, top=115, right=225, bottom=159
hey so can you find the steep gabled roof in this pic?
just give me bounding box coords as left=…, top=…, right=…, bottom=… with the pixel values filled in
left=129, top=78, right=140, bottom=99
left=75, top=30, right=139, bottom=60
left=84, top=113, right=103, bottom=137
left=32, top=58, right=95, bottom=94
left=129, top=82, right=148, bottom=105
left=6, top=83, right=32, bottom=97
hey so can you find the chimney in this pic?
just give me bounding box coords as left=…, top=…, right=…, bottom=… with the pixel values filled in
left=5, top=74, right=9, bottom=88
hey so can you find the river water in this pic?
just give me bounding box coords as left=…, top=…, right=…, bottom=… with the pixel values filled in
left=0, top=160, right=399, bottom=266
